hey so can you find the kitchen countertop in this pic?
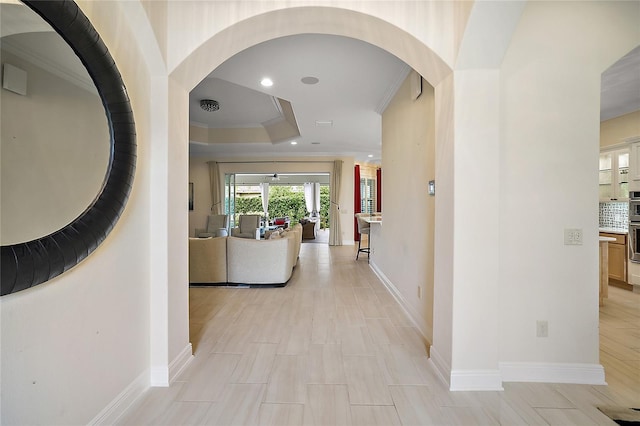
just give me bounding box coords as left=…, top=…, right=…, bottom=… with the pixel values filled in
left=599, top=227, right=628, bottom=235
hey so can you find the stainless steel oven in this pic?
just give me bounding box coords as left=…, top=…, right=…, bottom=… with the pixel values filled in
left=630, top=191, right=640, bottom=222
left=630, top=191, right=640, bottom=262
left=630, top=223, right=640, bottom=263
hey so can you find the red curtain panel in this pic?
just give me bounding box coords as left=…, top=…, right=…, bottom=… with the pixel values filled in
left=376, top=168, right=382, bottom=213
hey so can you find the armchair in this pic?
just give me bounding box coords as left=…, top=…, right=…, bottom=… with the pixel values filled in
left=196, top=214, right=229, bottom=238
left=300, top=218, right=316, bottom=240
left=231, top=214, right=261, bottom=239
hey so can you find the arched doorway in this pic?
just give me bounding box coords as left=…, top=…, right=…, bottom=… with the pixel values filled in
left=158, top=4, right=456, bottom=387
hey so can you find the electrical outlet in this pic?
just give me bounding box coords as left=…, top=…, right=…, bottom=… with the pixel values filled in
left=536, top=320, right=548, bottom=338
left=564, top=228, right=583, bottom=245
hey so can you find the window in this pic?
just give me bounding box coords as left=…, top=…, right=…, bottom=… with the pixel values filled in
left=360, top=178, right=375, bottom=213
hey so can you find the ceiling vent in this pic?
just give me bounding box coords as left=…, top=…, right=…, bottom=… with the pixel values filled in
left=200, top=99, right=220, bottom=112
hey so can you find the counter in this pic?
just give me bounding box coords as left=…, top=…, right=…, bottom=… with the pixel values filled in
left=599, top=227, right=628, bottom=235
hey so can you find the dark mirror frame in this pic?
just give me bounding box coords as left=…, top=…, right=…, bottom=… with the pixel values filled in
left=1, top=0, right=136, bottom=296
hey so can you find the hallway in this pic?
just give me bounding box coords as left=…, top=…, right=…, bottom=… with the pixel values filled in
left=118, top=243, right=624, bottom=425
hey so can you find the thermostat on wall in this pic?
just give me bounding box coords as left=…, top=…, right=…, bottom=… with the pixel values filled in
left=2, top=64, right=27, bottom=96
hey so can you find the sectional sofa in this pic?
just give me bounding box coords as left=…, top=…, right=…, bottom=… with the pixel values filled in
left=189, top=223, right=302, bottom=286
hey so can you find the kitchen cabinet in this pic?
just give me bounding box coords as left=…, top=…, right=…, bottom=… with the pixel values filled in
left=599, top=232, right=628, bottom=284
left=600, top=148, right=629, bottom=201
left=629, top=142, right=640, bottom=191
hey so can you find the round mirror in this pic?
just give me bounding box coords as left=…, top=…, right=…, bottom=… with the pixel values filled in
left=1, top=12, right=110, bottom=245
left=0, top=0, right=136, bottom=296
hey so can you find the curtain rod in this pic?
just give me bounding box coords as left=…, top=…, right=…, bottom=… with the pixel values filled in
left=210, top=160, right=340, bottom=164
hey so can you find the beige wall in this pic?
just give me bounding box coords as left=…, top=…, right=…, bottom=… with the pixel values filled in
left=0, top=1, right=155, bottom=423
left=375, top=73, right=435, bottom=342
left=0, top=50, right=109, bottom=245
left=498, top=1, right=639, bottom=371
left=600, top=110, right=640, bottom=148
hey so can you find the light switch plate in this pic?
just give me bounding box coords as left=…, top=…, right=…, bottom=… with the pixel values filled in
left=428, top=180, right=435, bottom=196
left=564, top=228, right=583, bottom=245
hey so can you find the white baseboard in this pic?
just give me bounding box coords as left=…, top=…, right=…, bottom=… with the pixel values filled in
left=450, top=369, right=504, bottom=391
left=364, top=262, right=607, bottom=390
left=427, top=346, right=451, bottom=388
left=150, top=343, right=193, bottom=386
left=169, top=343, right=193, bottom=383
left=150, top=366, right=168, bottom=387
left=88, top=369, right=149, bottom=426
left=369, top=261, right=430, bottom=342
left=91, top=344, right=193, bottom=424
left=500, top=362, right=606, bottom=385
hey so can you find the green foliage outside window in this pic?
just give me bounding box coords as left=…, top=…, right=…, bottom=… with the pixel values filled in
left=234, top=185, right=330, bottom=228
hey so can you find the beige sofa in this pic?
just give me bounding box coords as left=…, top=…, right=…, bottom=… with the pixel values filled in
left=189, top=223, right=302, bottom=286
left=189, top=236, right=228, bottom=283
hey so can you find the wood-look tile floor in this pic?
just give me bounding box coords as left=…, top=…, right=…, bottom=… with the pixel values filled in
left=599, top=285, right=640, bottom=408
left=118, top=244, right=637, bottom=425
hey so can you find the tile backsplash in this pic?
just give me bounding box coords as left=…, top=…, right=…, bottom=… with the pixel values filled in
left=599, top=202, right=629, bottom=229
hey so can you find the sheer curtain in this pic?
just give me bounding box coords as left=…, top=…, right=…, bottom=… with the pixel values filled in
left=314, top=183, right=320, bottom=216
left=207, top=161, right=222, bottom=214
left=329, top=160, right=342, bottom=246
left=354, top=164, right=361, bottom=241
left=261, top=182, right=269, bottom=221
left=304, top=182, right=321, bottom=215
left=304, top=182, right=314, bottom=214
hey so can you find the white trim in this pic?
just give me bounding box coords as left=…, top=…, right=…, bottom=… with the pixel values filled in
left=341, top=239, right=355, bottom=246
left=500, top=362, right=607, bottom=385
left=369, top=261, right=429, bottom=340
left=369, top=261, right=454, bottom=390
left=375, top=63, right=411, bottom=114
left=623, top=135, right=640, bottom=144
left=3, top=38, right=97, bottom=95
left=600, top=137, right=638, bottom=152
left=88, top=369, right=149, bottom=426
left=450, top=369, right=504, bottom=391
left=150, top=367, right=168, bottom=387
left=169, top=343, right=194, bottom=383
left=427, top=346, right=451, bottom=388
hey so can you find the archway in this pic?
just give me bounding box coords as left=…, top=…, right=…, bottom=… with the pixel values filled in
left=160, top=4, right=457, bottom=387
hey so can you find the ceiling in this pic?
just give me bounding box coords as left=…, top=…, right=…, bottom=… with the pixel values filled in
left=3, top=2, right=638, bottom=161
left=188, top=34, right=410, bottom=164
left=601, top=45, right=640, bottom=122
left=189, top=34, right=640, bottom=163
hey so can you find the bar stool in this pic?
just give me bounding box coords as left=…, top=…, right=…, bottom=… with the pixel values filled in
left=355, top=213, right=370, bottom=261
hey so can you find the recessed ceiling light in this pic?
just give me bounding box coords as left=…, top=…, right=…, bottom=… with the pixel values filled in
left=368, top=154, right=374, bottom=158
left=291, top=141, right=297, bottom=145
left=301, top=76, right=319, bottom=85
left=261, top=77, right=273, bottom=87
left=315, top=120, right=333, bottom=127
